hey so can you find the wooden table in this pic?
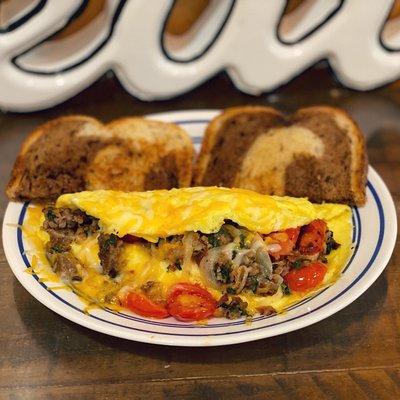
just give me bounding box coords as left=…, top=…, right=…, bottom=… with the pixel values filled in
left=1, top=68, right=399, bottom=399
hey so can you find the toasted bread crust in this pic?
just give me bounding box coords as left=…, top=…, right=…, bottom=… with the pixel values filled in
left=294, top=106, right=367, bottom=205
left=6, top=115, right=194, bottom=201
left=194, top=106, right=367, bottom=206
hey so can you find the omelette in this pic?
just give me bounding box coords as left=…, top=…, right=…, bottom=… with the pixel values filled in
left=25, top=187, right=352, bottom=321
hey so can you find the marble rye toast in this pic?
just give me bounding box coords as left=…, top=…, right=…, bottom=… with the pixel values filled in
left=194, top=106, right=367, bottom=206
left=6, top=115, right=194, bottom=201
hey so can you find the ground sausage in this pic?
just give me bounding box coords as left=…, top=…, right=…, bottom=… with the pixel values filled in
left=51, top=253, right=81, bottom=282
left=98, top=233, right=123, bottom=277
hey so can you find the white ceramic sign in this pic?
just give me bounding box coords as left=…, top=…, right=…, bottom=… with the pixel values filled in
left=0, top=0, right=399, bottom=112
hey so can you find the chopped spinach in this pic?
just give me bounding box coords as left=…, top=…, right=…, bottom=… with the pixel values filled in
left=292, top=259, right=304, bottom=269
left=207, top=234, right=220, bottom=247
left=105, top=234, right=118, bottom=247
left=46, top=209, right=56, bottom=221
left=215, top=264, right=231, bottom=283
left=246, top=276, right=259, bottom=293
left=220, top=265, right=231, bottom=282
left=207, top=226, right=231, bottom=248
left=325, top=230, right=340, bottom=255
left=50, top=245, right=63, bottom=253
left=219, top=296, right=249, bottom=319
left=281, top=282, right=291, bottom=295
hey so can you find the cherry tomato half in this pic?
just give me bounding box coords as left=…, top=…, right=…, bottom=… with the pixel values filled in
left=298, top=219, right=327, bottom=255
left=266, top=227, right=300, bottom=257
left=166, top=283, right=217, bottom=322
left=124, top=292, right=169, bottom=319
left=284, top=262, right=327, bottom=293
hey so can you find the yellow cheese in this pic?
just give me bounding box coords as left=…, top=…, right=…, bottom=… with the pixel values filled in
left=56, top=187, right=318, bottom=242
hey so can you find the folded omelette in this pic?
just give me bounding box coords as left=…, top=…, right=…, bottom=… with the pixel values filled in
left=25, top=187, right=352, bottom=321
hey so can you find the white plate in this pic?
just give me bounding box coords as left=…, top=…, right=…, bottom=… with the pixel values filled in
left=2, top=110, right=397, bottom=347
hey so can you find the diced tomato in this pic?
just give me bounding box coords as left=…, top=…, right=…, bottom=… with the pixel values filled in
left=166, top=283, right=217, bottom=322
left=265, top=227, right=300, bottom=257
left=298, top=219, right=327, bottom=255
left=124, top=292, right=169, bottom=319
left=285, top=227, right=301, bottom=242
left=122, top=234, right=146, bottom=244
left=284, top=262, right=327, bottom=292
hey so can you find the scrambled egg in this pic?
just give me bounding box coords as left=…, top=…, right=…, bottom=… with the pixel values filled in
left=24, top=187, right=353, bottom=316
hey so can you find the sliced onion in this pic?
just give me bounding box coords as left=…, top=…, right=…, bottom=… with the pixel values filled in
left=232, top=249, right=251, bottom=266
left=251, top=233, right=273, bottom=278
left=266, top=243, right=282, bottom=253
left=271, top=273, right=283, bottom=286
left=231, top=265, right=249, bottom=293
left=256, top=247, right=273, bottom=278
left=116, top=285, right=134, bottom=303
left=237, top=267, right=249, bottom=294
left=182, top=232, right=195, bottom=268
left=224, top=224, right=241, bottom=238
left=198, top=241, right=242, bottom=287
left=251, top=233, right=265, bottom=251
left=220, top=242, right=236, bottom=259
left=199, top=247, right=221, bottom=288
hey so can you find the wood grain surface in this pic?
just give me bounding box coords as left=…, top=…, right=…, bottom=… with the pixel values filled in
left=0, top=67, right=399, bottom=400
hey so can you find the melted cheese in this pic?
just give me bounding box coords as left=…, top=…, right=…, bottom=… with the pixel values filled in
left=56, top=187, right=318, bottom=242
left=25, top=188, right=352, bottom=316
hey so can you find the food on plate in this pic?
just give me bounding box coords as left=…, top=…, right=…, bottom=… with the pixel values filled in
left=24, top=187, right=352, bottom=322
left=6, top=116, right=194, bottom=201
left=194, top=106, right=367, bottom=206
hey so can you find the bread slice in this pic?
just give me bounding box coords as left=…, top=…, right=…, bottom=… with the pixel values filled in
left=85, top=117, right=194, bottom=192
left=194, top=106, right=367, bottom=206
left=6, top=116, right=194, bottom=201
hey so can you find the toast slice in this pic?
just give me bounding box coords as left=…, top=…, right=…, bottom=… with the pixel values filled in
left=85, top=117, right=194, bottom=192
left=194, top=106, right=367, bottom=206
left=6, top=116, right=194, bottom=201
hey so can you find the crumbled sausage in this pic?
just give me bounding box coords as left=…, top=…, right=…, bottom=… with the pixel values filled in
left=43, top=206, right=98, bottom=253
left=164, top=241, right=184, bottom=271
left=217, top=295, right=248, bottom=319
left=51, top=253, right=81, bottom=282
left=205, top=226, right=233, bottom=248
left=140, top=281, right=165, bottom=305
left=42, top=206, right=99, bottom=282
left=43, top=206, right=98, bottom=238
left=98, top=233, right=123, bottom=277
left=257, top=306, right=277, bottom=316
